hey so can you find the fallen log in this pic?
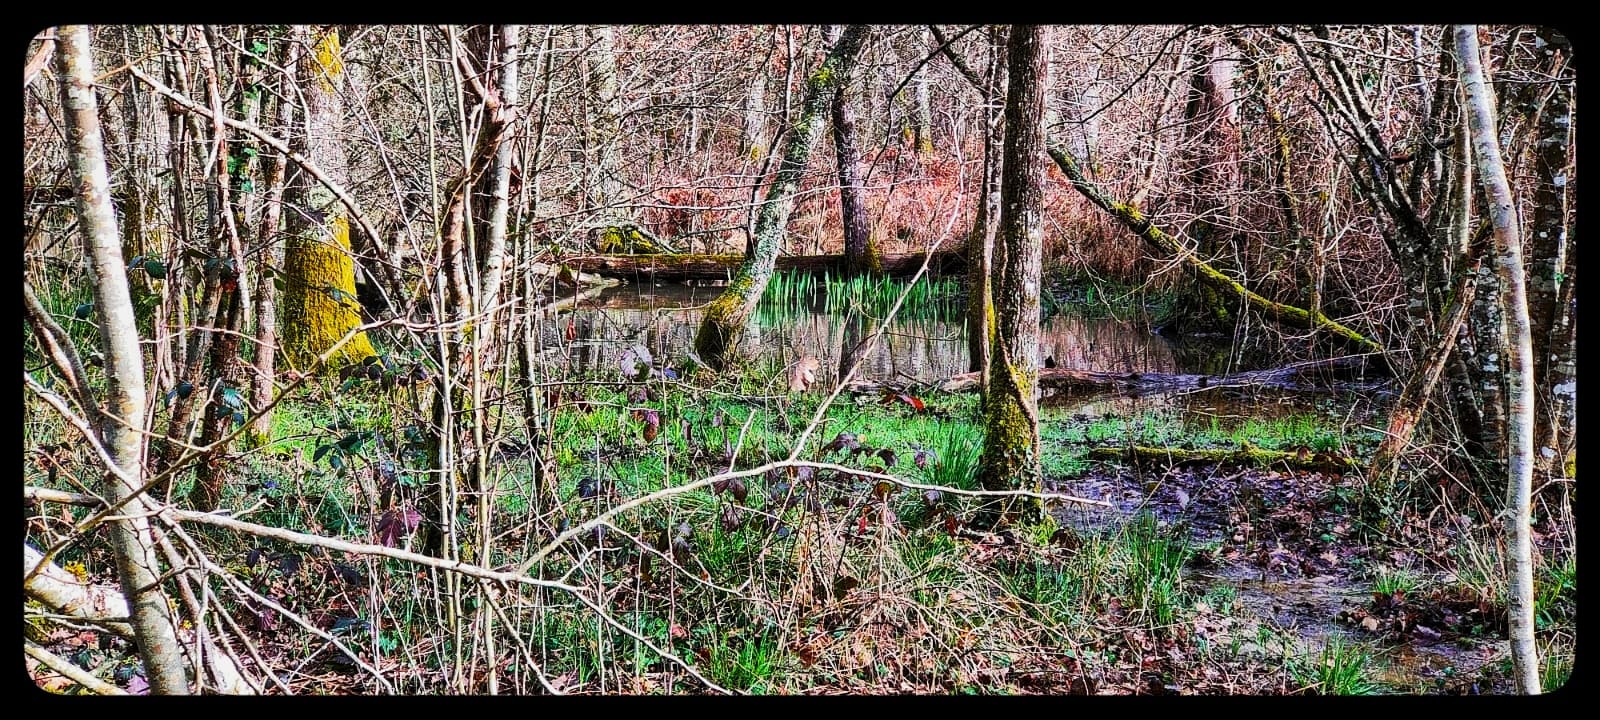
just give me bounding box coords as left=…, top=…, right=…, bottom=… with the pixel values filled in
left=1047, top=144, right=1385, bottom=356
left=1088, top=443, right=1359, bottom=473
left=565, top=250, right=966, bottom=282
left=848, top=355, right=1389, bottom=396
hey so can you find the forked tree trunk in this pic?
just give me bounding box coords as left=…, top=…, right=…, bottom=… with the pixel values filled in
left=694, top=25, right=868, bottom=370
left=1456, top=24, right=1539, bottom=695
left=975, top=25, right=1046, bottom=522
left=55, top=24, right=190, bottom=694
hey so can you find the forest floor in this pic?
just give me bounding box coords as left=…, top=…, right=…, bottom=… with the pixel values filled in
left=26, top=369, right=1575, bottom=695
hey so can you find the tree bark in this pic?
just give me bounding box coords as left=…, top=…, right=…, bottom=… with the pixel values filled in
left=281, top=25, right=376, bottom=371
left=827, top=26, right=878, bottom=274
left=247, top=31, right=299, bottom=447
left=976, top=25, right=1046, bottom=521
left=1522, top=26, right=1573, bottom=473
left=967, top=25, right=1007, bottom=379
left=584, top=25, right=626, bottom=213
left=1456, top=23, right=1540, bottom=695
left=55, top=24, right=190, bottom=694
left=693, top=25, right=869, bottom=370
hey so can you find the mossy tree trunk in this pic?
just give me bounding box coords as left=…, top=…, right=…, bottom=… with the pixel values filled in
left=1457, top=24, right=1539, bottom=695
left=56, top=24, right=191, bottom=694
left=281, top=25, right=376, bottom=372
left=975, top=25, right=1046, bottom=523
left=1048, top=146, right=1383, bottom=355
left=826, top=25, right=878, bottom=274
left=694, top=25, right=869, bottom=371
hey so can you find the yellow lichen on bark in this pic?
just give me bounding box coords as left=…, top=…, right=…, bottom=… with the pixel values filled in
left=281, top=214, right=376, bottom=370
left=311, top=28, right=343, bottom=93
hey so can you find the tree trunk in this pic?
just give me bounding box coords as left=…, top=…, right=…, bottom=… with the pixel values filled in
left=967, top=25, right=1007, bottom=379
left=827, top=26, right=877, bottom=274
left=693, top=25, right=869, bottom=370
left=281, top=25, right=376, bottom=371
left=1456, top=24, right=1540, bottom=695
left=743, top=70, right=767, bottom=161
left=912, top=27, right=934, bottom=154
left=1522, top=27, right=1573, bottom=473
left=247, top=31, right=299, bottom=447
left=1048, top=146, right=1384, bottom=356
left=584, top=25, right=625, bottom=213
left=975, top=25, right=1046, bottom=522
left=55, top=24, right=191, bottom=694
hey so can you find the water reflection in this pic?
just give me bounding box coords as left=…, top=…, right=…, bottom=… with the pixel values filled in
left=536, top=283, right=1197, bottom=384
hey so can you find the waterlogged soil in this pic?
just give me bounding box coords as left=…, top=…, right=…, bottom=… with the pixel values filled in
left=1044, top=405, right=1511, bottom=694
left=546, top=280, right=1512, bottom=693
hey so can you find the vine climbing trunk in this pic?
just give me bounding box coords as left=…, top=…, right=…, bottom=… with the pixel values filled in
left=693, top=25, right=868, bottom=371
left=975, top=24, right=1046, bottom=524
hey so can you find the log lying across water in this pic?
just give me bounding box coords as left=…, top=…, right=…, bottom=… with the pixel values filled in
left=849, top=355, right=1390, bottom=396
left=1087, top=444, right=1359, bottom=473
left=566, top=250, right=966, bottom=282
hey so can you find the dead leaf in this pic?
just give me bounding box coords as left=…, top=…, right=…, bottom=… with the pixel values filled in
left=789, top=356, right=821, bottom=392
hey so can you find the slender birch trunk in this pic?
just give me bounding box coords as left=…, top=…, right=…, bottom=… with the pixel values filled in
left=1455, top=23, right=1540, bottom=695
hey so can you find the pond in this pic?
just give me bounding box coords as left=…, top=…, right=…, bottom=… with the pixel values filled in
left=537, top=276, right=1202, bottom=386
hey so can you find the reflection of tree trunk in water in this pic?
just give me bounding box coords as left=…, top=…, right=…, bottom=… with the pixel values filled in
left=837, top=309, right=880, bottom=384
